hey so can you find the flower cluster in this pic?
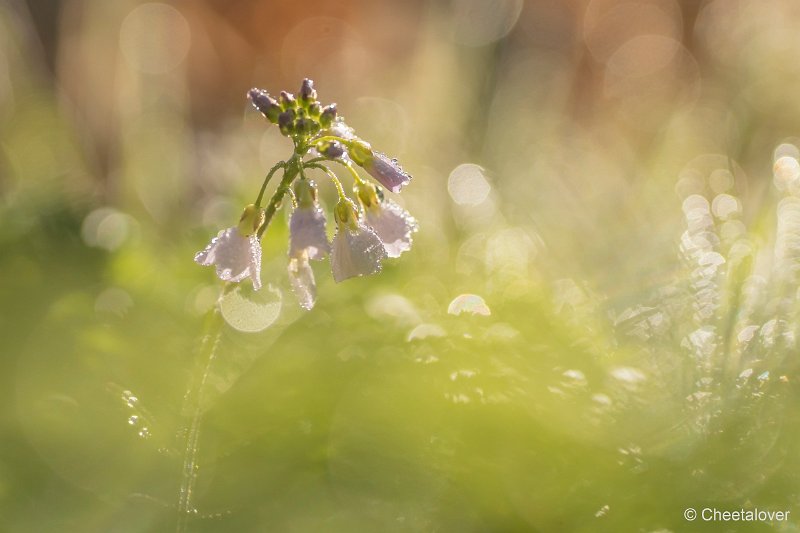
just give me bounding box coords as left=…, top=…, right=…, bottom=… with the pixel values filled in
left=195, top=79, right=417, bottom=310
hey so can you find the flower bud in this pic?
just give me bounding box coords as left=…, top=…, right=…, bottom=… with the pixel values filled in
left=299, top=78, right=317, bottom=104
left=316, top=140, right=345, bottom=159
left=347, top=139, right=373, bottom=166
left=280, top=91, right=297, bottom=109
left=278, top=109, right=295, bottom=135
left=355, top=181, right=379, bottom=210
left=308, top=102, right=321, bottom=118
left=248, top=88, right=280, bottom=123
left=294, top=178, right=318, bottom=208
left=320, top=104, right=337, bottom=128
left=334, top=198, right=360, bottom=231
left=237, top=204, right=265, bottom=236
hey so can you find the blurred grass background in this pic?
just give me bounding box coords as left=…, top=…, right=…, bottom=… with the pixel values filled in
left=3, top=0, right=800, bottom=531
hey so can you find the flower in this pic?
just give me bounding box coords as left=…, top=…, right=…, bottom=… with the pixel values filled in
left=347, top=140, right=411, bottom=194
left=356, top=182, right=417, bottom=258
left=289, top=206, right=330, bottom=260
left=364, top=199, right=417, bottom=258
left=194, top=227, right=262, bottom=290
left=194, top=204, right=264, bottom=290
left=288, top=252, right=316, bottom=310
left=330, top=199, right=386, bottom=282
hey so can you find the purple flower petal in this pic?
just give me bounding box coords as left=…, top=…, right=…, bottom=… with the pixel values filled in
left=363, top=152, right=411, bottom=193
left=364, top=200, right=418, bottom=258
left=194, top=227, right=262, bottom=290
left=331, top=223, right=386, bottom=282
left=289, top=206, right=330, bottom=260
left=288, top=254, right=316, bottom=310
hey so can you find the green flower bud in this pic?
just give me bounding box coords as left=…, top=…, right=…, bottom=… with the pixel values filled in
left=237, top=204, right=265, bottom=236
left=278, top=109, right=295, bottom=135
left=334, top=198, right=359, bottom=231
left=294, top=178, right=318, bottom=208
left=355, top=181, right=379, bottom=210
left=348, top=139, right=373, bottom=166
left=280, top=91, right=297, bottom=109
left=299, top=78, right=317, bottom=104
left=320, top=104, right=337, bottom=128
left=248, top=88, right=280, bottom=123
left=308, top=102, right=321, bottom=118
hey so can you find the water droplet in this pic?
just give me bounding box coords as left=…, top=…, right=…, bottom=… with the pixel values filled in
left=448, top=163, right=491, bottom=206
left=774, top=156, right=800, bottom=189
left=610, top=367, right=646, bottom=384
left=447, top=294, right=491, bottom=316
left=119, top=3, right=191, bottom=74
left=682, top=194, right=709, bottom=215
left=95, top=287, right=134, bottom=318
left=81, top=207, right=134, bottom=251
left=138, top=427, right=151, bottom=439
left=366, top=293, right=420, bottom=326
left=406, top=323, right=446, bottom=342
left=128, top=415, right=139, bottom=425
left=737, top=325, right=759, bottom=343
left=219, top=284, right=282, bottom=333
left=711, top=193, right=740, bottom=220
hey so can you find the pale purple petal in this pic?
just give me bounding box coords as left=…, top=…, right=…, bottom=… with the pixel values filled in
left=288, top=254, right=316, bottom=310
left=364, top=152, right=411, bottom=193
left=364, top=200, right=418, bottom=258
left=194, top=227, right=262, bottom=290
left=331, top=224, right=387, bottom=282
left=289, top=206, right=330, bottom=260
left=329, top=120, right=355, bottom=140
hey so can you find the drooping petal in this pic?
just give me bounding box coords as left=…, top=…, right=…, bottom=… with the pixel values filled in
left=288, top=254, right=316, bottom=310
left=364, top=200, right=418, bottom=258
left=289, top=206, right=330, bottom=260
left=331, top=224, right=386, bottom=282
left=194, top=227, right=262, bottom=290
left=363, top=152, right=412, bottom=193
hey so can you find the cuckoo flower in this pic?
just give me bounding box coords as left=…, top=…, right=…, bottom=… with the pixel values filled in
left=287, top=179, right=329, bottom=309
left=194, top=204, right=264, bottom=290
left=356, top=181, right=417, bottom=258
left=348, top=140, right=412, bottom=193
left=199, top=79, right=417, bottom=308
left=288, top=253, right=316, bottom=310
left=331, top=198, right=386, bottom=282
left=289, top=179, right=330, bottom=260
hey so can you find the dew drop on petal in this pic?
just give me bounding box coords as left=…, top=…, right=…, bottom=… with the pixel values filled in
left=219, top=284, right=282, bottom=333
left=447, top=294, right=491, bottom=316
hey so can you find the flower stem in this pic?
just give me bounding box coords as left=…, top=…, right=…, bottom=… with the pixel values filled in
left=176, top=285, right=231, bottom=532
left=255, top=161, right=287, bottom=208
left=258, top=155, right=302, bottom=239
left=306, top=162, right=347, bottom=200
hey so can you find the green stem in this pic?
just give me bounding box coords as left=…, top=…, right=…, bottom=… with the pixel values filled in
left=258, top=156, right=302, bottom=239
left=306, top=163, right=347, bottom=199
left=176, top=284, right=231, bottom=531
left=311, top=135, right=352, bottom=147
left=255, top=161, right=287, bottom=208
